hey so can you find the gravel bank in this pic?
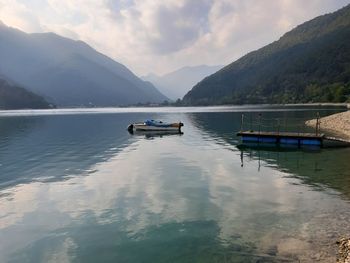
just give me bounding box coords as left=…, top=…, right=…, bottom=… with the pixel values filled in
left=306, top=111, right=350, bottom=141
left=337, top=238, right=350, bottom=263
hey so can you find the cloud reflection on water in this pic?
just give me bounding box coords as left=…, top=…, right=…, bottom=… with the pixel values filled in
left=0, top=110, right=350, bottom=262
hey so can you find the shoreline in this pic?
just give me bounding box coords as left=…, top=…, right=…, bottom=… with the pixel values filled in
left=0, top=102, right=349, bottom=111
left=306, top=110, right=350, bottom=141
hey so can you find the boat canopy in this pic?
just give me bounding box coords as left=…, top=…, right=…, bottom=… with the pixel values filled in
left=144, top=120, right=172, bottom=127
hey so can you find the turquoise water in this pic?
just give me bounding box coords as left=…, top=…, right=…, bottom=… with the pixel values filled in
left=0, top=106, right=349, bottom=262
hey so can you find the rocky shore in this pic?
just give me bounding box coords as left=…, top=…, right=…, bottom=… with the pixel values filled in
left=306, top=110, right=350, bottom=263
left=337, top=238, right=350, bottom=263
left=306, top=110, right=350, bottom=141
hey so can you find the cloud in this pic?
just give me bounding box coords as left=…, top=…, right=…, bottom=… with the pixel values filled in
left=143, top=0, right=212, bottom=54
left=0, top=0, right=349, bottom=75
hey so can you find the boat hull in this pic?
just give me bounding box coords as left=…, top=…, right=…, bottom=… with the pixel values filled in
left=134, top=124, right=181, bottom=131
left=127, top=122, right=183, bottom=133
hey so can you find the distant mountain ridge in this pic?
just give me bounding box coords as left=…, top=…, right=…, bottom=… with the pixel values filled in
left=183, top=4, right=350, bottom=105
left=0, top=23, right=167, bottom=107
left=0, top=76, right=51, bottom=109
left=142, top=65, right=223, bottom=100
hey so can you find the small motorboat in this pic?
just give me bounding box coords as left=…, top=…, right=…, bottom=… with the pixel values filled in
left=127, top=120, right=183, bottom=133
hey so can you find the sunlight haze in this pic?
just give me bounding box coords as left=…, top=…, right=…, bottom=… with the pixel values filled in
left=1, top=0, right=349, bottom=75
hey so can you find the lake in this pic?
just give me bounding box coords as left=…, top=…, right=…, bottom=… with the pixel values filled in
left=0, top=106, right=350, bottom=262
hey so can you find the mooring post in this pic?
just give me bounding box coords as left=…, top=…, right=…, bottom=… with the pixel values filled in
left=276, top=118, right=281, bottom=144
left=258, top=113, right=262, bottom=135
left=250, top=114, right=252, bottom=131
left=315, top=112, right=320, bottom=136
left=240, top=114, right=244, bottom=131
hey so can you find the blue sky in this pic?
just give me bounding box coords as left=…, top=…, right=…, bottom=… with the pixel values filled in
left=0, top=0, right=349, bottom=75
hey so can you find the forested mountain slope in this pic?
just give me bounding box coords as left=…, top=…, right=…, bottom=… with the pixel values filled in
left=183, top=4, right=350, bottom=105
left=0, top=22, right=167, bottom=107
left=0, top=77, right=51, bottom=109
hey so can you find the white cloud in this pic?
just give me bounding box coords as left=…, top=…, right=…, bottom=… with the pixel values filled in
left=0, top=0, right=349, bottom=75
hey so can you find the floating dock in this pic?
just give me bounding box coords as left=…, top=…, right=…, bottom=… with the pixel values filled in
left=236, top=113, right=350, bottom=148
left=237, top=131, right=324, bottom=147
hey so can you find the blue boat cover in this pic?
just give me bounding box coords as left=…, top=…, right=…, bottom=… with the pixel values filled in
left=144, top=120, right=172, bottom=127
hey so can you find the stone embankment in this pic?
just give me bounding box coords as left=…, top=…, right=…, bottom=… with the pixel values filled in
left=306, top=110, right=350, bottom=141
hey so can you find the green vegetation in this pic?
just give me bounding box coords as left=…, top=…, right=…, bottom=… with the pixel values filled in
left=0, top=78, right=52, bottom=109
left=183, top=4, right=350, bottom=105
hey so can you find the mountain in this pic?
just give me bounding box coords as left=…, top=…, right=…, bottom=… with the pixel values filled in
left=0, top=23, right=167, bottom=107
left=142, top=65, right=223, bottom=100
left=183, top=4, right=350, bottom=105
left=0, top=77, right=51, bottom=109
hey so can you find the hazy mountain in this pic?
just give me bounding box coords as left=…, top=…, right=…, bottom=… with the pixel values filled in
left=0, top=76, right=51, bottom=109
left=142, top=65, right=223, bottom=100
left=0, top=22, right=167, bottom=107
left=183, top=4, right=350, bottom=105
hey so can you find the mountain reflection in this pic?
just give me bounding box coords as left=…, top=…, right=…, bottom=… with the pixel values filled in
left=0, top=114, right=140, bottom=189
left=189, top=110, right=350, bottom=199
left=1, top=109, right=350, bottom=263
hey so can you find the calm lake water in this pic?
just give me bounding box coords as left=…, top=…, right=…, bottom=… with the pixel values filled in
left=0, top=106, right=350, bottom=262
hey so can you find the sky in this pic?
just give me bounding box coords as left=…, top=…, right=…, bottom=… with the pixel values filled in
left=0, top=0, right=350, bottom=76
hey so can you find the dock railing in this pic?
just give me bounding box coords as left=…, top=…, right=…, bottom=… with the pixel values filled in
left=239, top=112, right=321, bottom=136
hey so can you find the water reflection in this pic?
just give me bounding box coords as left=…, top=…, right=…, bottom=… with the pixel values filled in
left=0, top=126, right=307, bottom=262
left=0, top=114, right=144, bottom=189
left=128, top=130, right=184, bottom=139
left=189, top=110, right=350, bottom=199
left=0, top=108, right=350, bottom=262
left=238, top=145, right=350, bottom=198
